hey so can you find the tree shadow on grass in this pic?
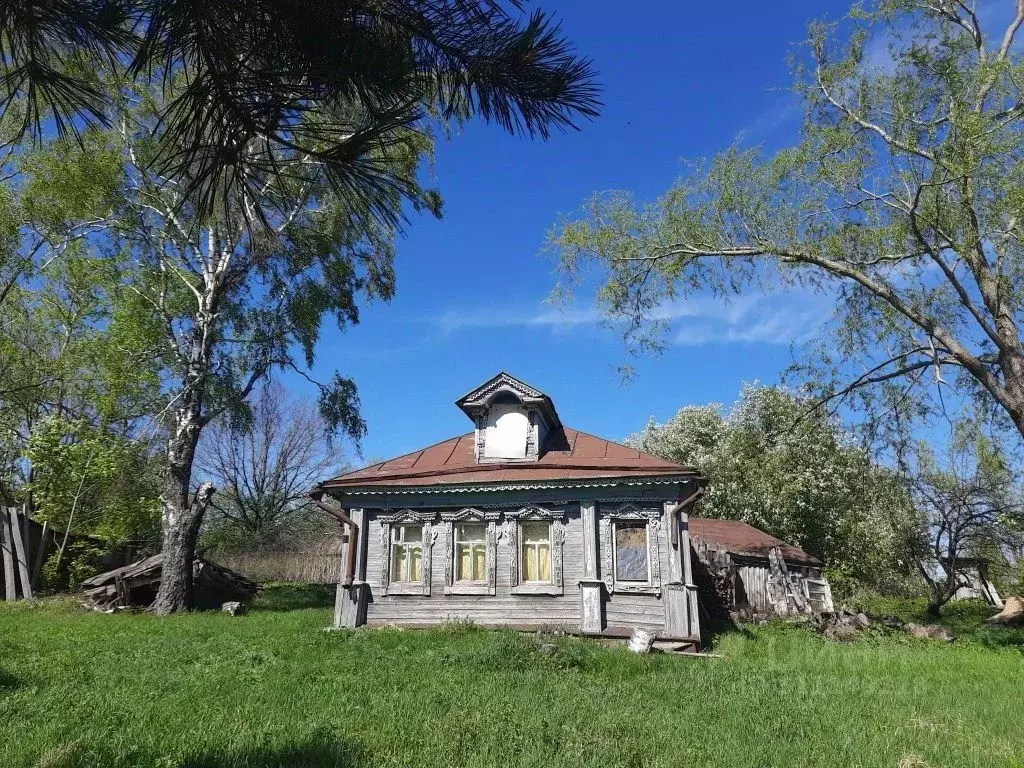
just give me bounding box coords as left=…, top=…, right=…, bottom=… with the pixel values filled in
left=251, top=583, right=336, bottom=612
left=28, top=736, right=367, bottom=768
left=0, top=667, right=22, bottom=693
left=181, top=737, right=366, bottom=768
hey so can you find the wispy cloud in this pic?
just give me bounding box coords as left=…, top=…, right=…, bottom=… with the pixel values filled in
left=673, top=299, right=824, bottom=347
left=432, top=305, right=603, bottom=334
left=737, top=94, right=802, bottom=145
left=426, top=293, right=827, bottom=348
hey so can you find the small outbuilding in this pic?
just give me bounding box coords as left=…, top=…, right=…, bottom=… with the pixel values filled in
left=689, top=518, right=834, bottom=616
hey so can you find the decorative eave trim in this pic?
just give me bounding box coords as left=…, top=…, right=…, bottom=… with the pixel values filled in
left=328, top=474, right=696, bottom=496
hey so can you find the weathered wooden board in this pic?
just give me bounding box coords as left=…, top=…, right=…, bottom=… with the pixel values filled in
left=356, top=500, right=686, bottom=638
left=0, top=507, right=15, bottom=601
left=30, top=520, right=48, bottom=591
left=9, top=506, right=33, bottom=599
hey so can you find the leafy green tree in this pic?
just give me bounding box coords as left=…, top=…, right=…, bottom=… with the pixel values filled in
left=551, top=1, right=1024, bottom=443
left=26, top=416, right=161, bottom=546
left=0, top=247, right=163, bottom=508
left=628, top=385, right=920, bottom=593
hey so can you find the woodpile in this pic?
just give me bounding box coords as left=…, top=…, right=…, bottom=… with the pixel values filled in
left=81, top=554, right=257, bottom=612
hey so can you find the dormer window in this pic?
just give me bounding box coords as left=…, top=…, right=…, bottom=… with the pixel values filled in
left=455, top=372, right=562, bottom=464
left=484, top=393, right=529, bottom=459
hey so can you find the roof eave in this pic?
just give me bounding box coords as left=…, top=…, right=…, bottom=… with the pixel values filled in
left=322, top=472, right=700, bottom=496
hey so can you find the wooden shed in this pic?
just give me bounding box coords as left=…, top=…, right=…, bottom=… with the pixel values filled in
left=689, top=518, right=834, bottom=616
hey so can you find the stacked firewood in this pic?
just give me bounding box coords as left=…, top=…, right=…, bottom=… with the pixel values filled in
left=81, top=553, right=257, bottom=612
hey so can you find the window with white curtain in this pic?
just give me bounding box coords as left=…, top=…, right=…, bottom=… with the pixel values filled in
left=520, top=520, right=553, bottom=583
left=391, top=524, right=423, bottom=583
left=454, top=523, right=488, bottom=582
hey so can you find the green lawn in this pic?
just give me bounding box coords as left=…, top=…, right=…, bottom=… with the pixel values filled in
left=1, top=586, right=1022, bottom=768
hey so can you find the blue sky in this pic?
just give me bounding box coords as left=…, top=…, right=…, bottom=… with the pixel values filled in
left=300, top=0, right=856, bottom=462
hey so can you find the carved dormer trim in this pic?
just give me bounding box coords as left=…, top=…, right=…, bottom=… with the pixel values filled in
left=455, top=373, right=562, bottom=465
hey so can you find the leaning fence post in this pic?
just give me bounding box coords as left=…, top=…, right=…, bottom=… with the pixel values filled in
left=31, top=520, right=49, bottom=592
left=1, top=507, right=16, bottom=601
left=10, top=505, right=32, bottom=600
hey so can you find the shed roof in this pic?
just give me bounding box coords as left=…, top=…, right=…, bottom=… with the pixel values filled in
left=690, top=518, right=821, bottom=566
left=322, top=426, right=698, bottom=490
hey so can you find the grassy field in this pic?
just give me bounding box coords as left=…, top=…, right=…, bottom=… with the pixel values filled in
left=1, top=586, right=1022, bottom=768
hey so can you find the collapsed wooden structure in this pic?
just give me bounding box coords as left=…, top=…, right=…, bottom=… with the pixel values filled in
left=81, top=554, right=257, bottom=611
left=690, top=518, right=834, bottom=618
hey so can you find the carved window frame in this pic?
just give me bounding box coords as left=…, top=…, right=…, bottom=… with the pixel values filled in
left=378, top=510, right=436, bottom=596
left=505, top=505, right=566, bottom=596
left=600, top=503, right=662, bottom=596
left=441, top=508, right=500, bottom=595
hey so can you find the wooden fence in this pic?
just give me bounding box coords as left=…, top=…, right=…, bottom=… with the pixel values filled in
left=209, top=537, right=345, bottom=584
left=0, top=506, right=52, bottom=600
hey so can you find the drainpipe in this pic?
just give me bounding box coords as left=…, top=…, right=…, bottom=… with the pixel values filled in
left=309, top=489, right=357, bottom=587
left=669, top=483, right=706, bottom=549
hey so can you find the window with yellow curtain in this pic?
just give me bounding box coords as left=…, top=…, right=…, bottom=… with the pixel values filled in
left=521, top=521, right=552, bottom=583
left=391, top=524, right=423, bottom=583
left=454, top=523, right=487, bottom=582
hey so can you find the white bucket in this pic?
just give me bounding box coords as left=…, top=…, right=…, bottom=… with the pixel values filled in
left=627, top=627, right=656, bottom=653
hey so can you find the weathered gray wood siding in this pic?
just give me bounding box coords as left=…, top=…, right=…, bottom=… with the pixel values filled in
left=596, top=501, right=672, bottom=634
left=736, top=561, right=825, bottom=614
left=360, top=500, right=678, bottom=637
left=364, top=506, right=586, bottom=630
left=736, top=563, right=770, bottom=612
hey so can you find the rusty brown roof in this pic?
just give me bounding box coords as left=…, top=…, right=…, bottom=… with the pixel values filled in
left=690, top=518, right=821, bottom=566
left=322, top=427, right=698, bottom=490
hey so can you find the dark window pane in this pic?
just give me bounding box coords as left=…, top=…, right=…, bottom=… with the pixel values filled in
left=615, top=523, right=649, bottom=582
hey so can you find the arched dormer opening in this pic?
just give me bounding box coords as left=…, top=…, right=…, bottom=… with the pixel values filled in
left=484, top=393, right=529, bottom=459
left=455, top=373, right=562, bottom=464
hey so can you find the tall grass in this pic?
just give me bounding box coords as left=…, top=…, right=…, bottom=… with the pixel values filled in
left=0, top=588, right=1021, bottom=768
left=209, top=539, right=344, bottom=583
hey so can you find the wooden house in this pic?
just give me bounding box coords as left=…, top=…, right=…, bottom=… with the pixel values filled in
left=312, top=372, right=707, bottom=645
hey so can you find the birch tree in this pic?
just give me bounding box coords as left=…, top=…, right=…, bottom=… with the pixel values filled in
left=84, top=87, right=426, bottom=612
left=551, top=1, right=1024, bottom=443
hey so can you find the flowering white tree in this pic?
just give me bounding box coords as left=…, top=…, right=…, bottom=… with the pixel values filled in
left=628, top=385, right=919, bottom=591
